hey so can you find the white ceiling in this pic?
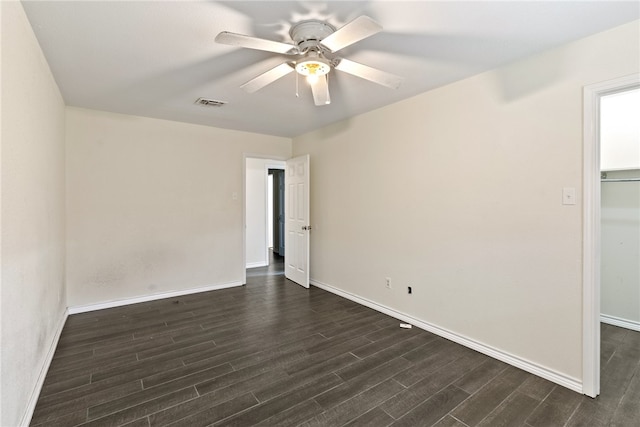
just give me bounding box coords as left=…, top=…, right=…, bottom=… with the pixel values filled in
left=22, top=1, right=639, bottom=138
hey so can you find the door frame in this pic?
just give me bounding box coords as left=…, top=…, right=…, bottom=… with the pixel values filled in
left=582, top=73, right=639, bottom=397
left=242, top=154, right=289, bottom=285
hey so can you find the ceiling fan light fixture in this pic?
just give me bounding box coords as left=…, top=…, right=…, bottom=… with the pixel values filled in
left=295, top=51, right=331, bottom=83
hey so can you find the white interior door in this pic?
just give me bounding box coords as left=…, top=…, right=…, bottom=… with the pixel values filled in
left=285, top=155, right=310, bottom=288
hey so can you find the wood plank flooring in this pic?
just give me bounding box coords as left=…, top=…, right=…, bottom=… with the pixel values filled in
left=31, top=255, right=640, bottom=426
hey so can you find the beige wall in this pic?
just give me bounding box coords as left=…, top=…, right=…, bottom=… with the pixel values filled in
left=1, top=2, right=67, bottom=425
left=65, top=108, right=290, bottom=307
left=293, top=21, right=640, bottom=384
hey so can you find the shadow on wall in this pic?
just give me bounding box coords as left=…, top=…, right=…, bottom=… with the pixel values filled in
left=492, top=51, right=567, bottom=102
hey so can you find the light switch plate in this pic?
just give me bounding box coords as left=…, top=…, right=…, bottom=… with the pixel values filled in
left=562, top=187, right=576, bottom=205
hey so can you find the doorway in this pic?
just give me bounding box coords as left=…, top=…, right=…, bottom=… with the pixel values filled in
left=243, top=155, right=311, bottom=288
left=245, top=157, right=286, bottom=276
left=583, top=73, right=640, bottom=397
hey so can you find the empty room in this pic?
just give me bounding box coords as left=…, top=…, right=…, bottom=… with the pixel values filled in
left=1, top=1, right=640, bottom=426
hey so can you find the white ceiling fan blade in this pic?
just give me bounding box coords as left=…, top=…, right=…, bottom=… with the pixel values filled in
left=215, top=32, right=299, bottom=55
left=311, top=75, right=331, bottom=106
left=240, top=62, right=294, bottom=93
left=321, top=16, right=382, bottom=53
left=334, top=58, right=402, bottom=89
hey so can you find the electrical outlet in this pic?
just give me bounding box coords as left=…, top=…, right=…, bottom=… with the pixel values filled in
left=407, top=286, right=412, bottom=294
left=385, top=277, right=392, bottom=289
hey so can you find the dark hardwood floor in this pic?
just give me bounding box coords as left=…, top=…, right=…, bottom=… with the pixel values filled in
left=31, top=252, right=640, bottom=426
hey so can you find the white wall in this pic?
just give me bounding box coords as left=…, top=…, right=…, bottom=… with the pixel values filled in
left=293, top=20, right=640, bottom=386
left=245, top=158, right=285, bottom=268
left=601, top=89, right=640, bottom=171
left=66, top=108, right=290, bottom=307
left=601, top=169, right=640, bottom=329
left=1, top=2, right=67, bottom=425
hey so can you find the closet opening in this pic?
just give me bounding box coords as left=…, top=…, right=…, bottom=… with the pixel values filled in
left=582, top=74, right=639, bottom=398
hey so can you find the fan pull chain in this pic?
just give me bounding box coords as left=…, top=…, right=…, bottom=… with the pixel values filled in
left=295, top=68, right=299, bottom=97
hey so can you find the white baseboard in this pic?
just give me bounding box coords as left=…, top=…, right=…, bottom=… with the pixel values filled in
left=68, top=281, right=243, bottom=314
left=21, top=307, right=69, bottom=427
left=246, top=261, right=268, bottom=269
left=601, top=314, right=640, bottom=332
left=310, top=279, right=583, bottom=394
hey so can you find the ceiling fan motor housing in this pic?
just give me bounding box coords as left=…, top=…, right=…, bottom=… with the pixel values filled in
left=289, top=20, right=336, bottom=52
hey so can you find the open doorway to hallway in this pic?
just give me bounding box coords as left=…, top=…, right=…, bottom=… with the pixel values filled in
left=245, top=157, right=286, bottom=278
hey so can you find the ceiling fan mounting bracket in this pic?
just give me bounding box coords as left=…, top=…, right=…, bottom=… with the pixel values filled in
left=289, top=20, right=336, bottom=53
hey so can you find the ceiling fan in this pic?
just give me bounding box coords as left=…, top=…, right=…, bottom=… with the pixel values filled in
left=215, top=16, right=402, bottom=106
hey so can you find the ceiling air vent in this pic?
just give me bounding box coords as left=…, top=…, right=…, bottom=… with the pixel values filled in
left=195, top=97, right=226, bottom=107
